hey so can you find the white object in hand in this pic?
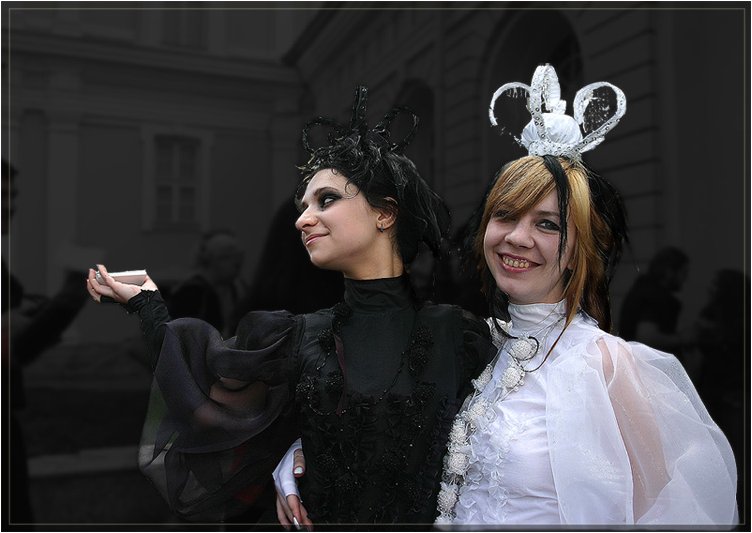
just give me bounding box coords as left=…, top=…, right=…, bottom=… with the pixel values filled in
left=95, top=269, right=148, bottom=286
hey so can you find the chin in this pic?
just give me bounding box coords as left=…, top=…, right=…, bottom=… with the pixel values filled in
left=309, top=255, right=340, bottom=273
left=493, top=277, right=519, bottom=300
left=308, top=256, right=328, bottom=270
left=498, top=285, right=533, bottom=306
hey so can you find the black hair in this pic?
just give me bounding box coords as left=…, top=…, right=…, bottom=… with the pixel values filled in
left=295, top=86, right=450, bottom=265
left=541, top=154, right=571, bottom=264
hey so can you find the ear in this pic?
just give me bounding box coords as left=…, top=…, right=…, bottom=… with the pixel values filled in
left=376, top=197, right=398, bottom=231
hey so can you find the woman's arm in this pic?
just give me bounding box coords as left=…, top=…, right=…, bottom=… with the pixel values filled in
left=593, top=336, right=737, bottom=525
left=87, top=265, right=169, bottom=367
left=598, top=337, right=669, bottom=521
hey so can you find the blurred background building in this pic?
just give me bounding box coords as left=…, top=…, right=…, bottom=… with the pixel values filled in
left=2, top=1, right=748, bottom=528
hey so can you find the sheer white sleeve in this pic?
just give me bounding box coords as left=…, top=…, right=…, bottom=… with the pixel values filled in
left=546, top=334, right=737, bottom=526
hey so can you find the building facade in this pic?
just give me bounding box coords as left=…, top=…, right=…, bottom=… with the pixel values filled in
left=1, top=3, right=748, bottom=524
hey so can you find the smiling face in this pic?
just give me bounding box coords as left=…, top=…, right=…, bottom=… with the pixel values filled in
left=476, top=155, right=627, bottom=330
left=295, top=168, right=395, bottom=278
left=482, top=182, right=575, bottom=306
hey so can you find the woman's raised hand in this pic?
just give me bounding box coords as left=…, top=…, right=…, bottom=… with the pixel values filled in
left=86, top=264, right=158, bottom=304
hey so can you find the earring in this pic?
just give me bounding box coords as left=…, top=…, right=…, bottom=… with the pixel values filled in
left=377, top=225, right=385, bottom=233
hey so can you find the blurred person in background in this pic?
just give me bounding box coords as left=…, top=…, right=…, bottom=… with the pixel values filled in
left=695, top=268, right=749, bottom=520
left=619, top=246, right=700, bottom=377
left=167, top=229, right=247, bottom=338
left=2, top=159, right=88, bottom=525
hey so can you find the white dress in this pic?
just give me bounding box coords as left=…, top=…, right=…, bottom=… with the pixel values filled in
left=447, top=301, right=737, bottom=527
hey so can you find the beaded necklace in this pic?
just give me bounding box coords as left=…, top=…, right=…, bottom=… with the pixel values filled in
left=435, top=311, right=565, bottom=524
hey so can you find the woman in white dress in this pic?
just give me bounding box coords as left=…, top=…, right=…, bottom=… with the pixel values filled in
left=434, top=65, right=738, bottom=527
left=275, top=65, right=739, bottom=528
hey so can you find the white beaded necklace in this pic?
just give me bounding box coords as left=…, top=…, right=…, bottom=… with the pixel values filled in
left=435, top=311, right=565, bottom=524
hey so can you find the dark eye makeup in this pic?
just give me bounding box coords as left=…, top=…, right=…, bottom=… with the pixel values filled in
left=319, top=192, right=341, bottom=208
left=538, top=219, right=561, bottom=232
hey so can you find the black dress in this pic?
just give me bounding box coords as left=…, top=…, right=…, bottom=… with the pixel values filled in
left=131, top=276, right=494, bottom=525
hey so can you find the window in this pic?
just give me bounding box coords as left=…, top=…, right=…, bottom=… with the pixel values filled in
left=154, top=135, right=199, bottom=228
left=142, top=128, right=212, bottom=231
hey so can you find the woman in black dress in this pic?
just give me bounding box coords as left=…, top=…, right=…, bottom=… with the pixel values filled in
left=86, top=86, right=495, bottom=525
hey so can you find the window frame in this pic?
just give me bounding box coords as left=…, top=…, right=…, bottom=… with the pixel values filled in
left=141, top=125, right=213, bottom=232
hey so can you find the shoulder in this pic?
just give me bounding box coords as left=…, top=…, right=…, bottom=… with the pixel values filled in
left=551, top=314, right=622, bottom=370
left=418, top=304, right=496, bottom=372
left=559, top=311, right=609, bottom=346
left=234, top=309, right=303, bottom=351
left=563, top=315, right=685, bottom=384
left=301, top=306, right=335, bottom=322
left=418, top=302, right=490, bottom=336
left=569, top=312, right=667, bottom=357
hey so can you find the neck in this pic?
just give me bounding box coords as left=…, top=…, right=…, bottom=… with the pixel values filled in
left=343, top=259, right=404, bottom=280
left=343, top=242, right=405, bottom=280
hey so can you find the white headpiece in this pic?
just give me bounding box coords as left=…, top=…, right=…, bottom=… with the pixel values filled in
left=489, top=64, right=627, bottom=158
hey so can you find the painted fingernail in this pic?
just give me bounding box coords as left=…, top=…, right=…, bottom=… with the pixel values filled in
left=294, top=467, right=304, bottom=475
left=293, top=517, right=301, bottom=530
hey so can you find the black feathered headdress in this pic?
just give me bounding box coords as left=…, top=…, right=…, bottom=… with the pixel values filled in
left=297, top=86, right=450, bottom=264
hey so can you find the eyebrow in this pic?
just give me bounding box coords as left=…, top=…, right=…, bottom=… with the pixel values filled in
left=533, top=210, right=561, bottom=218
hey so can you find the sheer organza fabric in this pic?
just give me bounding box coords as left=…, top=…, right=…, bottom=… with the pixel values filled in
left=137, top=311, right=300, bottom=521
left=134, top=278, right=494, bottom=523
left=451, top=301, right=737, bottom=527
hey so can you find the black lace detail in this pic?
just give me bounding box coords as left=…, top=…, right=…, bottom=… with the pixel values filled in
left=407, top=324, right=432, bottom=375
left=295, top=303, right=444, bottom=523
left=331, top=301, right=352, bottom=332
left=302, top=302, right=432, bottom=417
left=295, top=375, right=317, bottom=408
left=317, top=329, right=335, bottom=354
left=316, top=452, right=337, bottom=475
left=300, top=387, right=441, bottom=523
left=413, top=397, right=456, bottom=515
left=323, top=371, right=344, bottom=395
left=123, top=288, right=159, bottom=314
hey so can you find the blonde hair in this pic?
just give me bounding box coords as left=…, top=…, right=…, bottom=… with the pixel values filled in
left=475, top=155, right=619, bottom=331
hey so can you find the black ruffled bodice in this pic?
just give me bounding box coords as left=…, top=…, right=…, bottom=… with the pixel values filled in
left=131, top=277, right=493, bottom=525
left=294, top=277, right=486, bottom=523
